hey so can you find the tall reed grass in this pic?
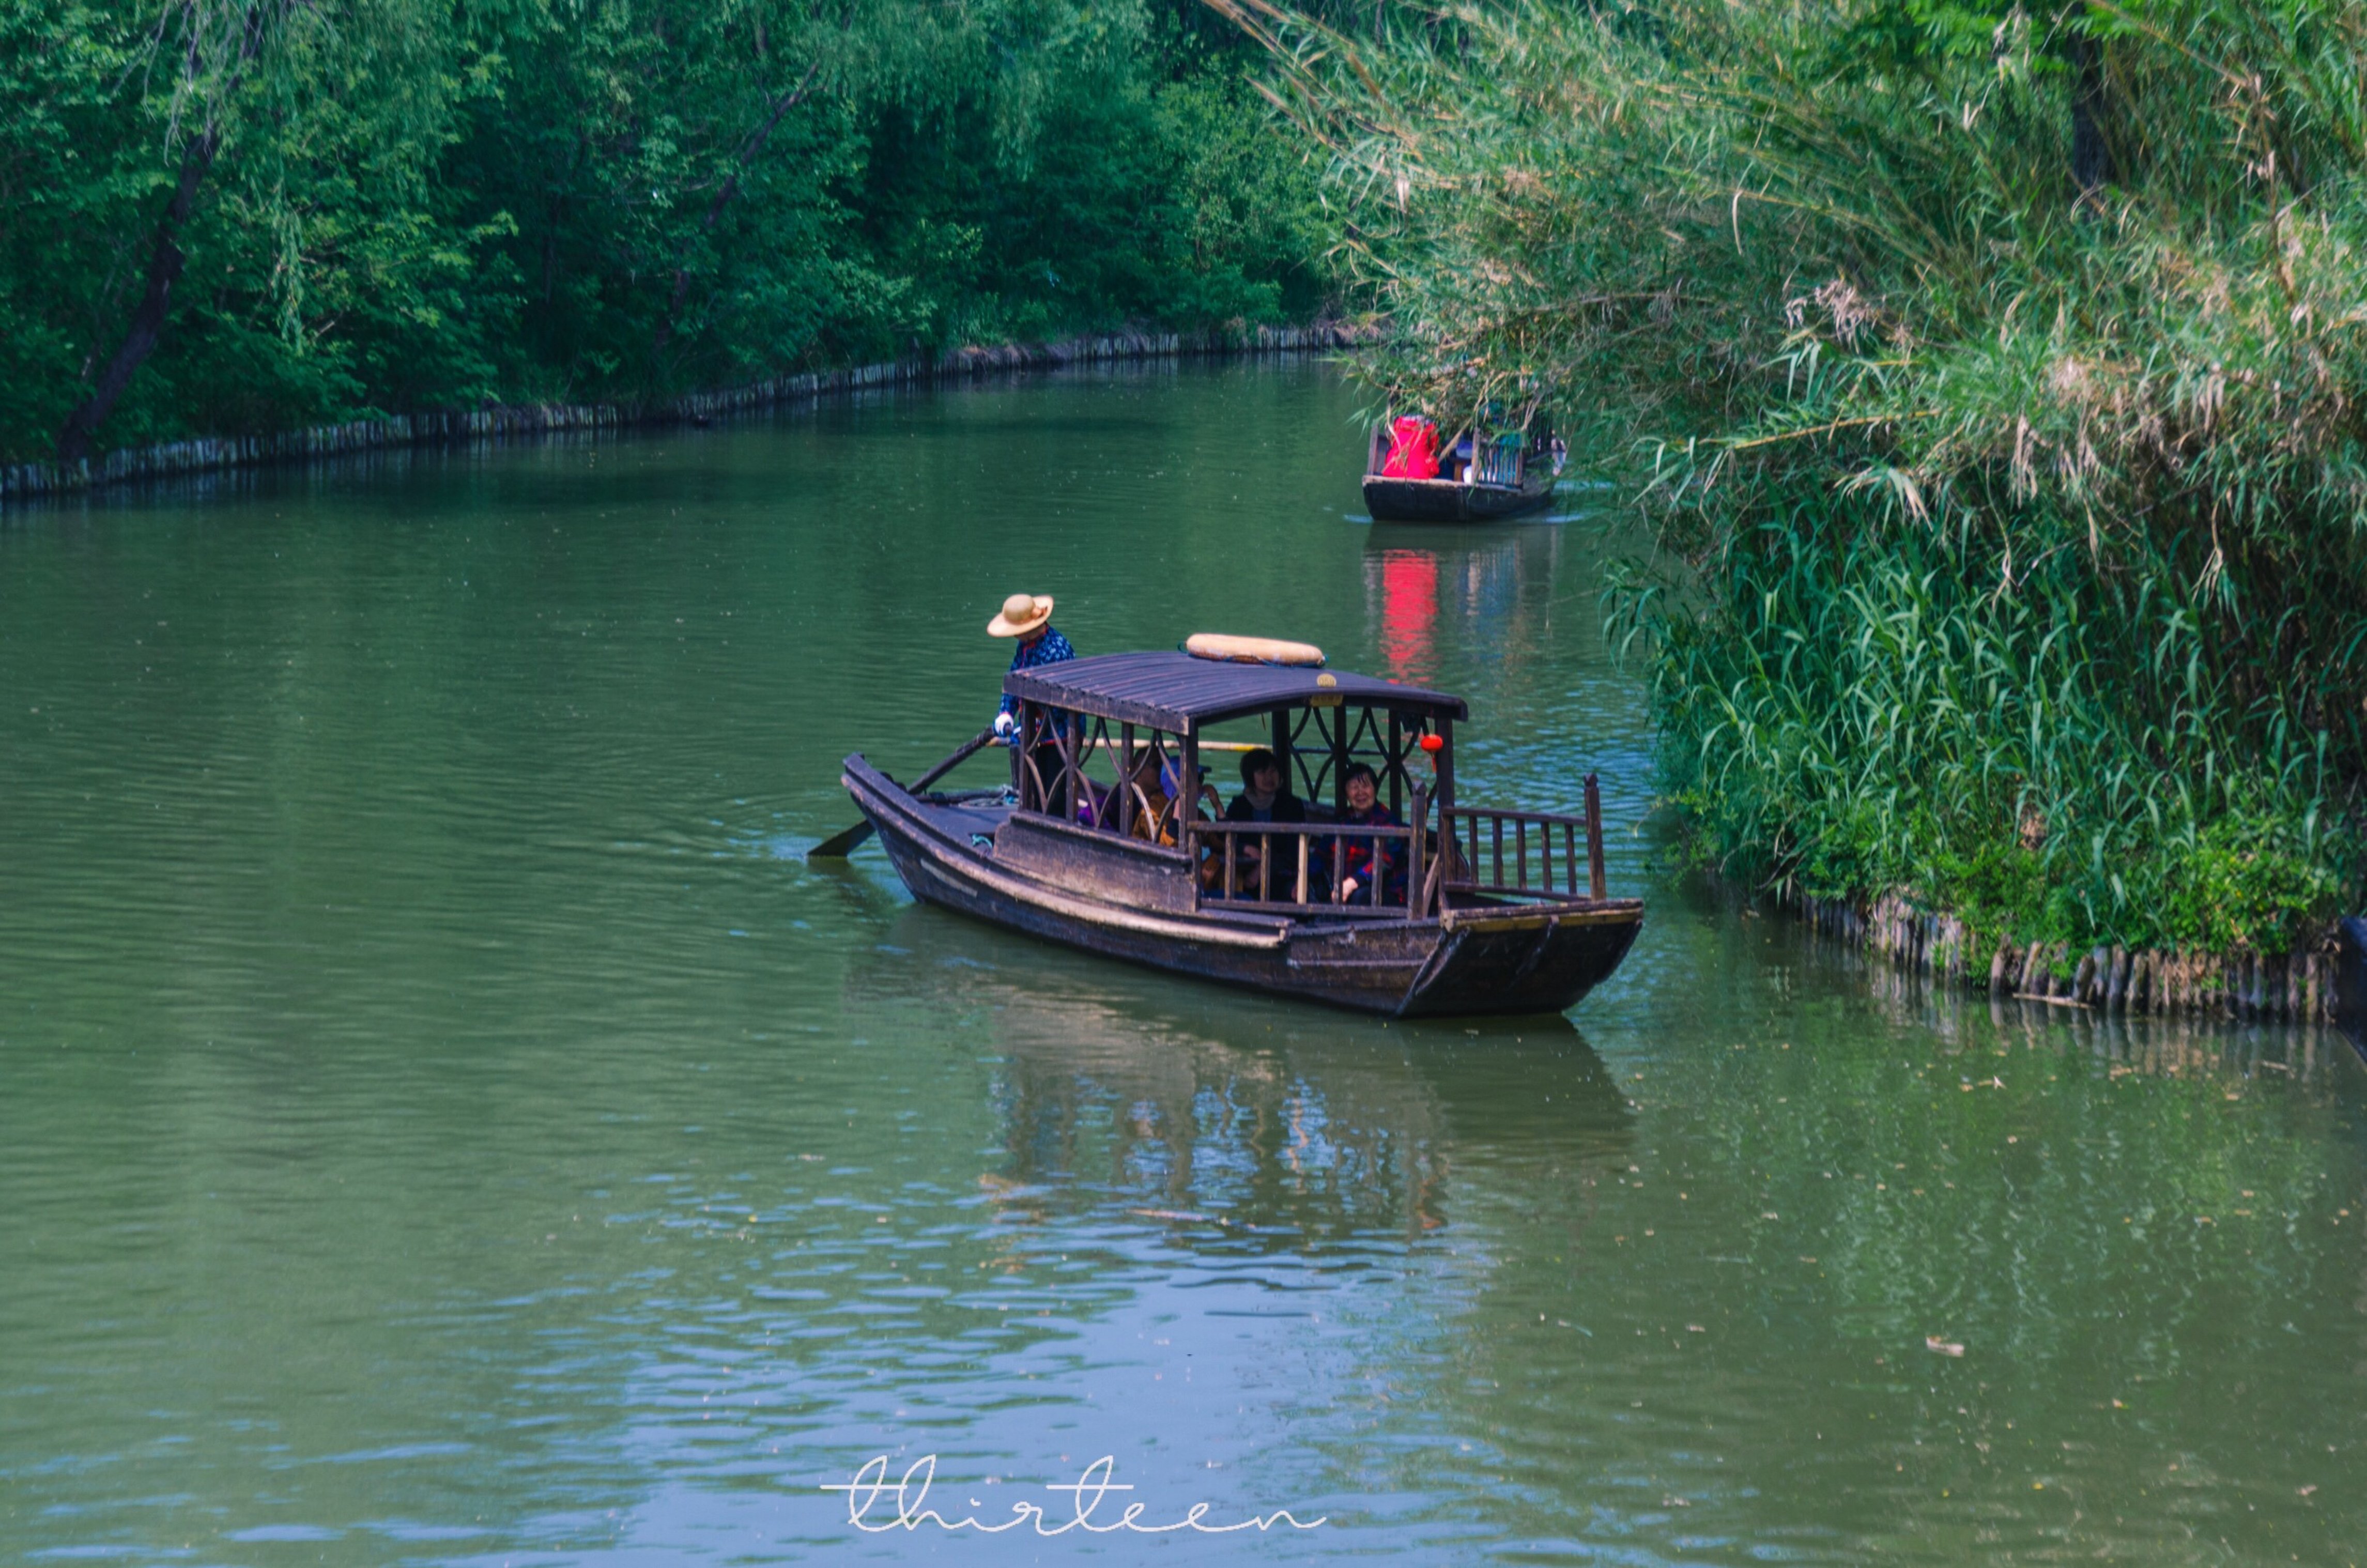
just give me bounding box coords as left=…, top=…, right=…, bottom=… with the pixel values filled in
left=1222, top=0, right=2367, bottom=948
left=1633, top=516, right=2342, bottom=951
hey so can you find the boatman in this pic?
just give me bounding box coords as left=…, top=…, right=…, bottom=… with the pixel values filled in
left=988, top=592, right=1076, bottom=803
left=988, top=591, right=1074, bottom=723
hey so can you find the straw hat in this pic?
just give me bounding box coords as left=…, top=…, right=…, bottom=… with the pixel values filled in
left=987, top=592, right=1054, bottom=638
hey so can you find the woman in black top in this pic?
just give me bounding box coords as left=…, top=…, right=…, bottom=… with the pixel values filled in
left=1219, top=748, right=1305, bottom=894
left=1224, top=748, right=1307, bottom=824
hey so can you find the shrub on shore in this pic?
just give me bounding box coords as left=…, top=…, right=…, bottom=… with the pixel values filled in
left=1230, top=0, right=2367, bottom=951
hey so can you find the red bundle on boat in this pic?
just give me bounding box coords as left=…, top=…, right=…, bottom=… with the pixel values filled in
left=1379, top=416, right=1439, bottom=479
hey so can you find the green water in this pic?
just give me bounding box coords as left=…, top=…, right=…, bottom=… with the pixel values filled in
left=3, top=360, right=2364, bottom=1565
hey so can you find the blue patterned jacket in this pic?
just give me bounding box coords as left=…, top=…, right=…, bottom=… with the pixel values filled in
left=1001, top=626, right=1077, bottom=720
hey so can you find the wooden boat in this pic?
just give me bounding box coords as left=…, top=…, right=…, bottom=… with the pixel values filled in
left=837, top=648, right=1642, bottom=1017
left=1362, top=416, right=1560, bottom=524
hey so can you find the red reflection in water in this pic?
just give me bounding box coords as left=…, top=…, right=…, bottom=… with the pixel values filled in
left=1376, top=550, right=1438, bottom=679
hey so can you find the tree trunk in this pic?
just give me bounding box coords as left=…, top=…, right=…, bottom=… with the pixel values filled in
left=649, top=58, right=824, bottom=368
left=2068, top=30, right=2113, bottom=206
left=56, top=3, right=268, bottom=465
left=54, top=129, right=222, bottom=464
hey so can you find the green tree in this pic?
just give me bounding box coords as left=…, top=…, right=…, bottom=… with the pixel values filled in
left=25, top=0, right=502, bottom=461
left=0, top=0, right=1333, bottom=462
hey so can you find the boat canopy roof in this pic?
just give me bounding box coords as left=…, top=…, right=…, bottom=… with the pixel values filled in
left=1004, top=650, right=1467, bottom=731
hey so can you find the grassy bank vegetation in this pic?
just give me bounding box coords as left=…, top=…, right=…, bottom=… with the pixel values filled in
left=2, top=0, right=1330, bottom=463
left=1231, top=0, right=2367, bottom=955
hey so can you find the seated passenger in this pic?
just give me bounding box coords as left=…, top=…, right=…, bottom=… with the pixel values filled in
left=1121, top=752, right=1217, bottom=846
left=1219, top=748, right=1307, bottom=896
left=1333, top=763, right=1405, bottom=904
left=1225, top=749, right=1307, bottom=825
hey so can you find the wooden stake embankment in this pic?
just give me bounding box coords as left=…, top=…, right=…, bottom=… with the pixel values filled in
left=2, top=322, right=1375, bottom=505
left=1780, top=888, right=2344, bottom=1023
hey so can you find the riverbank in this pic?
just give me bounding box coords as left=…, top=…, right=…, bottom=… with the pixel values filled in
left=1783, top=887, right=2347, bottom=1025
left=0, top=322, right=1370, bottom=507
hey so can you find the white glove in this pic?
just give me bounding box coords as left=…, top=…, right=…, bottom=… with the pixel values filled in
left=993, top=712, right=1017, bottom=740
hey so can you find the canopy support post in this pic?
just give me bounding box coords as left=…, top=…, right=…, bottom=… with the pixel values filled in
left=1331, top=704, right=1351, bottom=812
left=1064, top=718, right=1081, bottom=824
left=1435, top=717, right=1454, bottom=812
left=1017, top=702, right=1037, bottom=810
left=1118, top=722, right=1135, bottom=837
left=1586, top=772, right=1607, bottom=900
left=1182, top=727, right=1201, bottom=910
left=1409, top=783, right=1428, bottom=916
left=1387, top=711, right=1404, bottom=817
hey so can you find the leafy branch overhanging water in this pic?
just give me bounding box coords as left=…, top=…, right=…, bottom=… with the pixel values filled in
left=1221, top=0, right=2367, bottom=954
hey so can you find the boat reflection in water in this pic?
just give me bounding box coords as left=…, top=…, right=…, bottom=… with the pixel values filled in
left=1364, top=526, right=1564, bottom=688
left=1372, top=548, right=1440, bottom=682
left=846, top=905, right=1635, bottom=1248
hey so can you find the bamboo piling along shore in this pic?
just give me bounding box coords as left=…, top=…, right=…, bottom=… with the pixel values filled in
left=1786, top=888, right=2345, bottom=1024
left=1, top=322, right=1373, bottom=506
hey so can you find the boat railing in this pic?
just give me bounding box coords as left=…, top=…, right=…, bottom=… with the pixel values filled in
left=1186, top=819, right=1426, bottom=917
left=1439, top=775, right=1607, bottom=902
left=1472, top=433, right=1524, bottom=487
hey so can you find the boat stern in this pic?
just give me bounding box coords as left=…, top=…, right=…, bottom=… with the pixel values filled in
left=1394, top=900, right=1644, bottom=1017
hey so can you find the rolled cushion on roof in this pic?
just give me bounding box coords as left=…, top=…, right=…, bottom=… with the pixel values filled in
left=1184, top=633, right=1325, bottom=667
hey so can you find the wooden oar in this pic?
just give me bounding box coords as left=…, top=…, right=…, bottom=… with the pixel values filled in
left=808, top=726, right=999, bottom=861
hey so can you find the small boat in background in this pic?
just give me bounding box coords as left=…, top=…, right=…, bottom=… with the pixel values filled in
left=1363, top=412, right=1562, bottom=523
